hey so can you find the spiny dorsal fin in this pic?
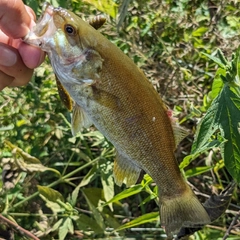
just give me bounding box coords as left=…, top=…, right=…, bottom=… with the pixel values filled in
left=71, top=103, right=92, bottom=136
left=88, top=15, right=106, bottom=30
left=55, top=75, right=73, bottom=111
left=113, top=151, right=141, bottom=187
left=167, top=109, right=189, bottom=147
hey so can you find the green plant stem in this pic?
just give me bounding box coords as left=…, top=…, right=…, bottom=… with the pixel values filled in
left=10, top=157, right=100, bottom=210
left=6, top=212, right=68, bottom=217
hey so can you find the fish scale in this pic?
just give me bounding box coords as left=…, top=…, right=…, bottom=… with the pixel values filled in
left=24, top=3, right=211, bottom=236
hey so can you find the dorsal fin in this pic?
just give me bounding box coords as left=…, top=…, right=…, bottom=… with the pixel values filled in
left=71, top=103, right=92, bottom=136
left=88, top=15, right=106, bottom=30
left=167, top=109, right=189, bottom=147
left=55, top=75, right=73, bottom=111
left=172, top=123, right=189, bottom=147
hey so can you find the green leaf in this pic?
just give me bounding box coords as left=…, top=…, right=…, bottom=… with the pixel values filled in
left=79, top=165, right=97, bottom=187
left=40, top=196, right=63, bottom=213
left=59, top=217, right=74, bottom=240
left=52, top=218, right=64, bottom=232
left=116, top=212, right=159, bottom=232
left=202, top=52, right=226, bottom=68
left=83, top=0, right=118, bottom=18
left=38, top=185, right=64, bottom=202
left=192, top=27, right=208, bottom=37
left=4, top=140, right=60, bottom=175
left=76, top=214, right=103, bottom=234
left=0, top=124, right=14, bottom=131
left=103, top=184, right=144, bottom=206
left=185, top=166, right=212, bottom=178
left=218, top=86, right=240, bottom=182
left=181, top=140, right=223, bottom=169
left=70, top=184, right=81, bottom=207
left=193, top=83, right=240, bottom=182
left=191, top=95, right=223, bottom=155
left=99, top=160, right=114, bottom=211
left=82, top=188, right=105, bottom=232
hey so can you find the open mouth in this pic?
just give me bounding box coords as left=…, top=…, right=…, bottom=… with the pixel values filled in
left=22, top=3, right=57, bottom=49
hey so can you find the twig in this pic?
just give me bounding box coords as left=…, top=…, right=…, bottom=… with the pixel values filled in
left=0, top=214, right=40, bottom=240
left=222, top=211, right=240, bottom=240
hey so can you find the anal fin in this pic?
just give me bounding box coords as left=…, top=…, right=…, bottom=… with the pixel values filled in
left=113, top=151, right=141, bottom=187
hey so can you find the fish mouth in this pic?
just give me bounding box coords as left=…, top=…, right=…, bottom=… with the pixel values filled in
left=22, top=3, right=55, bottom=48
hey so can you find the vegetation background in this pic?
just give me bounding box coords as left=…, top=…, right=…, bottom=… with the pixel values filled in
left=0, top=0, right=240, bottom=239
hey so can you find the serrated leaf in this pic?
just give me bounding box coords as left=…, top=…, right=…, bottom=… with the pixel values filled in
left=218, top=86, right=240, bottom=182
left=116, top=212, right=159, bottom=232
left=191, top=95, right=222, bottom=155
left=209, top=77, right=224, bottom=100
left=193, top=83, right=240, bottom=182
left=38, top=185, right=64, bottom=202
left=181, top=140, right=222, bottom=169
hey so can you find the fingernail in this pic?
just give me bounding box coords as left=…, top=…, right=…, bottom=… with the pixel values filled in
left=0, top=44, right=17, bottom=67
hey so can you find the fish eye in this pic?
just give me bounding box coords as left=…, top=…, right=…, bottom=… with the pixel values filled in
left=64, top=24, right=76, bottom=36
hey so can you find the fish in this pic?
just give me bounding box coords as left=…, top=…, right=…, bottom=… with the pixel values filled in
left=23, top=3, right=210, bottom=236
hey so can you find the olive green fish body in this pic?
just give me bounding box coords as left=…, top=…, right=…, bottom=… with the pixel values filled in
left=24, top=3, right=210, bottom=236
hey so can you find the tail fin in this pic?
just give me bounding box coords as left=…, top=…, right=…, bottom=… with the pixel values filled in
left=160, top=186, right=210, bottom=237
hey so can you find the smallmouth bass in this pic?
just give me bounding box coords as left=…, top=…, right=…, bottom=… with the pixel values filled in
left=24, top=3, right=210, bottom=236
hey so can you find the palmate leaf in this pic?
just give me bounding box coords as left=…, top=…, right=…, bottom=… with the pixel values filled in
left=218, top=87, right=240, bottom=181
left=192, top=48, right=240, bottom=182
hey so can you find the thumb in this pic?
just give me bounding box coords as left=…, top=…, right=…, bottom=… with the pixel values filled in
left=0, top=0, right=32, bottom=39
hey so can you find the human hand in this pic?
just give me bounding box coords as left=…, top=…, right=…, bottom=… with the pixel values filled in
left=0, top=0, right=45, bottom=91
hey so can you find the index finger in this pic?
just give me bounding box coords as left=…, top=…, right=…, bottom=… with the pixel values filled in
left=0, top=0, right=32, bottom=38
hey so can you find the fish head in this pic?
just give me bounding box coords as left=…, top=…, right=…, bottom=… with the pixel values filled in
left=25, top=3, right=83, bottom=59
left=24, top=3, right=103, bottom=86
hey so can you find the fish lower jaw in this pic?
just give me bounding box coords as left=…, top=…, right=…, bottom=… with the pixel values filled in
left=23, top=32, right=42, bottom=48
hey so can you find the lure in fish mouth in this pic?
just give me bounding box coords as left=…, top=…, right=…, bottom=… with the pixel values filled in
left=24, top=3, right=213, bottom=237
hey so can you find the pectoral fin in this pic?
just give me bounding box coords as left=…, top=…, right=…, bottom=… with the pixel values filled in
left=56, top=75, right=73, bottom=111
left=71, top=103, right=92, bottom=136
left=92, top=86, right=121, bottom=110
left=113, top=151, right=141, bottom=187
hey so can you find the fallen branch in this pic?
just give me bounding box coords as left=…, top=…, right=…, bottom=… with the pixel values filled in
left=0, top=214, right=40, bottom=240
left=222, top=211, right=240, bottom=240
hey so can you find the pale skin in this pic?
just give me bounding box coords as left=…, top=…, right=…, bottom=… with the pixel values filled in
left=0, top=0, right=45, bottom=91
